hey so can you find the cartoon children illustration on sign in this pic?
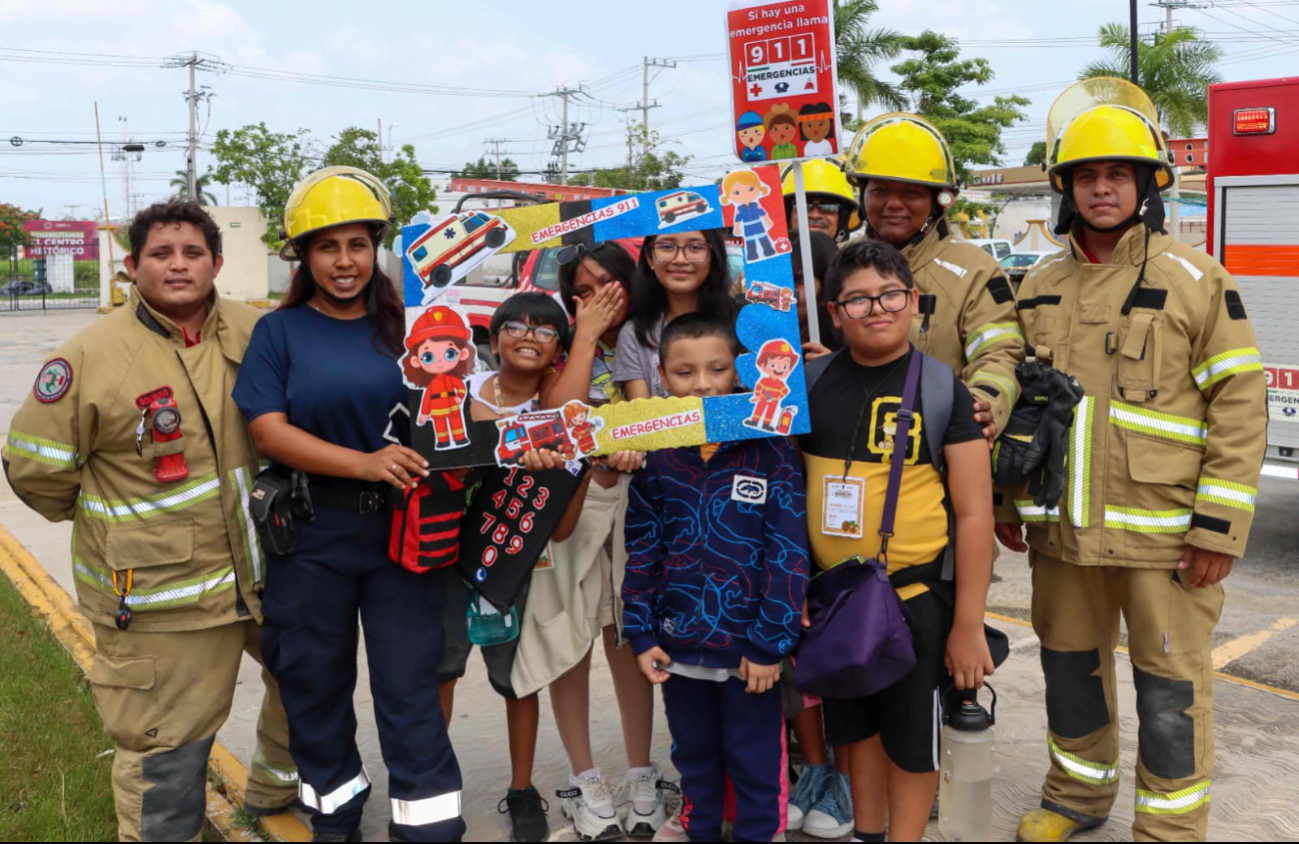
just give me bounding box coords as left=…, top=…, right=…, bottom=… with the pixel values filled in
left=402, top=305, right=476, bottom=450
left=745, top=338, right=800, bottom=433
left=765, top=104, right=800, bottom=160
left=562, top=401, right=603, bottom=457
left=722, top=170, right=781, bottom=263
left=799, top=102, right=836, bottom=155
left=736, top=111, right=768, bottom=162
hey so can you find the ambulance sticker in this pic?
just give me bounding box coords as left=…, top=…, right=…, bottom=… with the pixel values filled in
left=33, top=358, right=72, bottom=403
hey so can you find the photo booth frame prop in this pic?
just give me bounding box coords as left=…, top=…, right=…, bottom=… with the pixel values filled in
left=398, top=164, right=811, bottom=470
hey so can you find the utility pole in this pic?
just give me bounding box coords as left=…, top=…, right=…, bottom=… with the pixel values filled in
left=547, top=87, right=587, bottom=186
left=377, top=118, right=383, bottom=163
left=167, top=52, right=217, bottom=203
left=1129, top=0, right=1140, bottom=85
left=484, top=138, right=510, bottom=180
left=641, top=57, right=676, bottom=155
left=63, top=204, right=81, bottom=220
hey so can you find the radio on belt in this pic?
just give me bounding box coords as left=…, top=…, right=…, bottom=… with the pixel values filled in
left=134, top=387, right=189, bottom=483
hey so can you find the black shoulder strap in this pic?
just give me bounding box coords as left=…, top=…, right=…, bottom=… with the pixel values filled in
left=915, top=350, right=958, bottom=581
left=804, top=347, right=844, bottom=395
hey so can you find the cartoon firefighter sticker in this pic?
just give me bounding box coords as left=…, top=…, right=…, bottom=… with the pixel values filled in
left=744, top=338, right=800, bottom=433
left=562, top=400, right=604, bottom=457
left=402, top=305, right=476, bottom=450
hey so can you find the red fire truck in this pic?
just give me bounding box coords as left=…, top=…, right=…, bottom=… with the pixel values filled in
left=1207, top=77, right=1299, bottom=483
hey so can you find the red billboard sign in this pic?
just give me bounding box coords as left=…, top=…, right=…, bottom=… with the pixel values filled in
left=22, top=220, right=99, bottom=260
left=726, top=0, right=840, bottom=164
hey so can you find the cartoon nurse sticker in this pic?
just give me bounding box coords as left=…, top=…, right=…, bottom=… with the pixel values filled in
left=402, top=305, right=476, bottom=450
left=745, top=339, right=800, bottom=432
left=736, top=111, right=768, bottom=162
left=562, top=401, right=603, bottom=457
left=722, top=170, right=782, bottom=263
left=799, top=102, right=836, bottom=156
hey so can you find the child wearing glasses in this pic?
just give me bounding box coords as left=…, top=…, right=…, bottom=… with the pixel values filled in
left=798, top=241, right=994, bottom=842
left=615, top=229, right=736, bottom=399
left=439, top=291, right=590, bottom=842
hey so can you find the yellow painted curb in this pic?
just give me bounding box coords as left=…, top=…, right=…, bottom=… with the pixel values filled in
left=0, top=523, right=311, bottom=842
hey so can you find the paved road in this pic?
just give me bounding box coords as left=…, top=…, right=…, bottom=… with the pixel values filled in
left=3, top=310, right=1299, bottom=841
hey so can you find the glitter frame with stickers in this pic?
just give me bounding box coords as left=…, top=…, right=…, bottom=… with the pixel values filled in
left=394, top=164, right=810, bottom=469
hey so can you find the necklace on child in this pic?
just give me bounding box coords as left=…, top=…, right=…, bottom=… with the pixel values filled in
left=841, top=352, right=912, bottom=481
left=492, top=375, right=537, bottom=414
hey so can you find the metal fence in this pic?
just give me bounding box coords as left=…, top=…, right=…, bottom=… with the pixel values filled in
left=2, top=244, right=100, bottom=312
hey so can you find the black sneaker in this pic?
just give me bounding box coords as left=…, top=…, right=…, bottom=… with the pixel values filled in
left=499, top=786, right=550, bottom=842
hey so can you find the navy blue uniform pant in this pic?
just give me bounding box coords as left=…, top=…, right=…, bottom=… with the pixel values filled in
left=261, top=505, right=465, bottom=841
left=661, top=674, right=783, bottom=842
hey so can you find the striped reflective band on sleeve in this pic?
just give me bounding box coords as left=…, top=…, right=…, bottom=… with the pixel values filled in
left=1015, top=501, right=1060, bottom=523
left=1103, top=506, right=1192, bottom=533
left=73, top=558, right=236, bottom=610
left=1135, top=781, right=1210, bottom=815
left=1109, top=401, right=1207, bottom=447
left=1068, top=397, right=1093, bottom=528
left=1160, top=253, right=1204, bottom=281
left=970, top=372, right=1020, bottom=403
left=252, top=749, right=299, bottom=786
left=964, top=323, right=1024, bottom=359
left=391, top=791, right=463, bottom=827
left=1048, top=734, right=1119, bottom=786
left=1192, top=348, right=1263, bottom=391
left=231, top=467, right=265, bottom=584
left=300, top=767, right=371, bottom=815
left=4, top=432, right=79, bottom=470
left=933, top=258, right=968, bottom=279
left=1196, top=478, right=1257, bottom=513
left=79, top=473, right=221, bottom=522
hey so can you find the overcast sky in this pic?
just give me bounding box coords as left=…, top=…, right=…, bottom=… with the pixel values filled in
left=2, top=0, right=1295, bottom=219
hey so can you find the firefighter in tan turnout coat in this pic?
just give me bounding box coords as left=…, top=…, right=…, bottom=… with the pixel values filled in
left=1000, top=80, right=1268, bottom=842
left=2, top=201, right=297, bottom=842
left=845, top=112, right=1026, bottom=441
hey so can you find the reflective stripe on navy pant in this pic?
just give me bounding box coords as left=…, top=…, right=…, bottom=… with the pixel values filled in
left=260, top=504, right=465, bottom=841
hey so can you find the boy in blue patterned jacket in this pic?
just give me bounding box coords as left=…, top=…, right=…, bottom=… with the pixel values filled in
left=622, top=313, right=810, bottom=843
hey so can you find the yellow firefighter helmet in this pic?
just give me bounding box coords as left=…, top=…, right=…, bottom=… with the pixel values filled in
left=780, top=158, right=862, bottom=233
left=1046, top=78, right=1173, bottom=192
left=844, top=113, right=959, bottom=196
left=280, top=166, right=394, bottom=260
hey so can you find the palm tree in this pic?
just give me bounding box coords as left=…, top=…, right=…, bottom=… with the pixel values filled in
left=835, top=0, right=908, bottom=116
left=1080, top=23, right=1223, bottom=137
left=170, top=170, right=219, bottom=205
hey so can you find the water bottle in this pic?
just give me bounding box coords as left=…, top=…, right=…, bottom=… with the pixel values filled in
left=938, top=684, right=997, bottom=842
left=465, top=586, right=519, bottom=647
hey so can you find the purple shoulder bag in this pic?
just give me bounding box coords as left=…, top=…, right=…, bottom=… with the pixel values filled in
left=794, top=351, right=923, bottom=700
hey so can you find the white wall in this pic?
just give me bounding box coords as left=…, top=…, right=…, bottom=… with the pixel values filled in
left=204, top=206, right=269, bottom=301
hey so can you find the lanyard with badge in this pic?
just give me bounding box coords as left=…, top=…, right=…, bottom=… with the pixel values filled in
left=822, top=354, right=910, bottom=540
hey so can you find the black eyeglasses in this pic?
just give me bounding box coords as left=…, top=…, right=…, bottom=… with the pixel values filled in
left=499, top=321, right=560, bottom=344
left=651, top=241, right=711, bottom=264
left=832, top=290, right=911, bottom=319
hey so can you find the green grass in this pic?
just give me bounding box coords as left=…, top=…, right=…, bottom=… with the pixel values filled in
left=4, top=258, right=100, bottom=292
left=0, top=574, right=118, bottom=841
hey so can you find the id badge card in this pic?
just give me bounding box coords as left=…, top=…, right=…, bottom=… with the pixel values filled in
left=822, top=476, right=865, bottom=539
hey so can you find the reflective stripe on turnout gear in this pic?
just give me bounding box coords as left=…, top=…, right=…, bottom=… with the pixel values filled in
left=300, top=767, right=371, bottom=814
left=1192, top=347, right=1263, bottom=391
left=1048, top=734, right=1119, bottom=786
left=74, top=558, right=237, bottom=611
left=1102, top=506, right=1192, bottom=533
left=1108, top=401, right=1207, bottom=446
left=390, top=791, right=463, bottom=827
left=1134, top=781, right=1210, bottom=815
left=1016, top=501, right=1060, bottom=523
left=1195, top=478, right=1257, bottom=513
left=78, top=473, right=221, bottom=522
left=231, top=466, right=266, bottom=584
left=3, top=431, right=80, bottom=469
left=1068, top=397, right=1094, bottom=529
left=964, top=322, right=1024, bottom=360
left=253, top=749, right=299, bottom=786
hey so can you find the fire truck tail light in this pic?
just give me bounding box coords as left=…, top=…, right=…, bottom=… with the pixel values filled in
left=1233, top=108, right=1276, bottom=136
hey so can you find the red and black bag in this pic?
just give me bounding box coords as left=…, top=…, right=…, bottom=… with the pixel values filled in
left=389, top=472, right=467, bottom=574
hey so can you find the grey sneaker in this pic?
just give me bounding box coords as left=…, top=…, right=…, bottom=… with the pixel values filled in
left=626, top=765, right=671, bottom=836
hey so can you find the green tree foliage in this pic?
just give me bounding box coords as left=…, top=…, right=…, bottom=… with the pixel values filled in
left=210, top=123, right=314, bottom=246
left=835, top=0, right=907, bottom=113
left=323, top=127, right=439, bottom=245
left=1080, top=23, right=1222, bottom=137
left=891, top=31, right=1030, bottom=184
left=168, top=170, right=219, bottom=205
left=571, top=125, right=692, bottom=192
left=0, top=202, right=40, bottom=257
left=1024, top=141, right=1047, bottom=167
left=456, top=156, right=521, bottom=181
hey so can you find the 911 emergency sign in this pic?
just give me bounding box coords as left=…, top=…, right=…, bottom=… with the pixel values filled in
left=1265, top=363, right=1299, bottom=424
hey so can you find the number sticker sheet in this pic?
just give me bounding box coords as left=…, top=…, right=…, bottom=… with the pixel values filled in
left=396, top=164, right=812, bottom=470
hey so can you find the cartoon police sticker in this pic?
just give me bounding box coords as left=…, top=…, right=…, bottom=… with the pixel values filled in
left=33, top=358, right=72, bottom=403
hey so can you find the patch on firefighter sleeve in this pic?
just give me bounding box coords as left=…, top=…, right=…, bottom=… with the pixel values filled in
left=33, top=358, right=73, bottom=403
left=1224, top=290, right=1247, bottom=321
left=985, top=276, right=1015, bottom=305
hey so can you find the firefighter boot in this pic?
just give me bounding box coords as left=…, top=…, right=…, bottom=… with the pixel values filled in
left=1016, top=807, right=1104, bottom=842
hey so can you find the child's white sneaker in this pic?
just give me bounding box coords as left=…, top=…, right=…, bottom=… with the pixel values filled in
left=651, top=806, right=688, bottom=842
left=558, top=768, right=623, bottom=841
left=625, top=765, right=671, bottom=835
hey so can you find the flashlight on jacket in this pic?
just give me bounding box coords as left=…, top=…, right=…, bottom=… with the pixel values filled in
left=147, top=396, right=189, bottom=483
